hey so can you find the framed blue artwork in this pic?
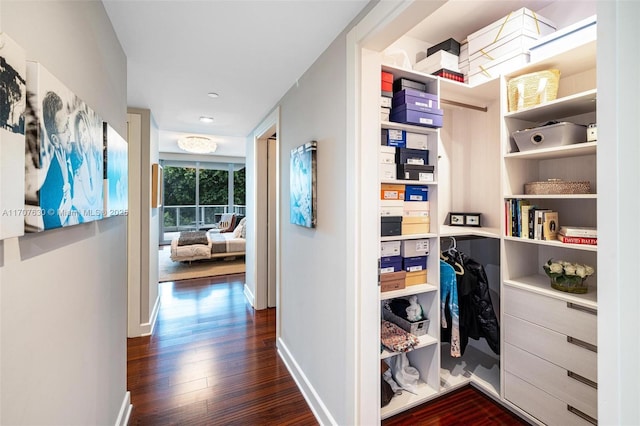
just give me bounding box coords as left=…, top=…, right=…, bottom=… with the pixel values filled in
left=290, top=140, right=317, bottom=228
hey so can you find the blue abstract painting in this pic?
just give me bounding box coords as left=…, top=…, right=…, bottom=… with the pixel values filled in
left=290, top=141, right=317, bottom=228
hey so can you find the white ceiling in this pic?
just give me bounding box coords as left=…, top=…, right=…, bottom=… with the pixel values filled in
left=102, top=0, right=370, bottom=159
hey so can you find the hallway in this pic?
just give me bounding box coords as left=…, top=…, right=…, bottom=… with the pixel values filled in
left=126, top=275, right=317, bottom=425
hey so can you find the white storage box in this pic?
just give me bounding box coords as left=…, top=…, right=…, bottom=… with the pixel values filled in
left=414, top=50, right=460, bottom=74
left=403, top=201, right=429, bottom=216
left=379, top=146, right=396, bottom=164
left=406, top=132, right=429, bottom=150
left=469, top=50, right=530, bottom=86
left=512, top=122, right=587, bottom=152
left=380, top=199, right=404, bottom=217
left=401, top=239, right=430, bottom=257
left=383, top=307, right=429, bottom=336
left=467, top=7, right=555, bottom=57
left=381, top=240, right=401, bottom=257
left=379, top=163, right=396, bottom=180
left=529, top=15, right=597, bottom=62
left=469, top=31, right=539, bottom=76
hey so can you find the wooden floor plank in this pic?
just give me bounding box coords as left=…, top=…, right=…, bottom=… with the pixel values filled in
left=127, top=274, right=528, bottom=425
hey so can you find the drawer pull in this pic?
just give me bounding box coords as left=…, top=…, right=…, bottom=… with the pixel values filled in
left=567, top=302, right=597, bottom=316
left=568, top=371, right=598, bottom=389
left=567, top=405, right=598, bottom=425
left=567, top=336, right=598, bottom=353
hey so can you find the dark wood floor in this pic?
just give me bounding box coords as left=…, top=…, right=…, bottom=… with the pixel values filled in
left=127, top=275, right=528, bottom=425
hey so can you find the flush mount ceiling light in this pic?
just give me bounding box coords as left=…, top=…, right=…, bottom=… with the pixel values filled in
left=199, top=116, right=214, bottom=123
left=207, top=92, right=219, bottom=98
left=178, top=136, right=217, bottom=154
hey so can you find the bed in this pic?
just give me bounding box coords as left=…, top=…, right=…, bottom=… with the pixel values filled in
left=170, top=217, right=246, bottom=262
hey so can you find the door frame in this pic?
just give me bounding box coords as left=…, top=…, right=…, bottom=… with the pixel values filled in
left=245, top=107, right=280, bottom=320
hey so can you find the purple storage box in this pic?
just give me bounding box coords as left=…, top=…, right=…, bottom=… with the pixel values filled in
left=392, top=103, right=443, bottom=116
left=380, top=255, right=403, bottom=273
left=390, top=109, right=443, bottom=128
left=392, top=93, right=437, bottom=109
left=403, top=255, right=427, bottom=272
left=405, top=185, right=429, bottom=201
left=393, top=88, right=438, bottom=103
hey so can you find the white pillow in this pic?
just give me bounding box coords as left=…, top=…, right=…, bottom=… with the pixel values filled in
left=233, top=217, right=247, bottom=238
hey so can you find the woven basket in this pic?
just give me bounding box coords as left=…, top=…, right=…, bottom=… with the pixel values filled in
left=524, top=179, right=590, bottom=195
left=508, top=69, right=560, bottom=112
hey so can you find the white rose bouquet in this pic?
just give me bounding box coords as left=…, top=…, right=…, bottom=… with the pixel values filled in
left=543, top=259, right=594, bottom=294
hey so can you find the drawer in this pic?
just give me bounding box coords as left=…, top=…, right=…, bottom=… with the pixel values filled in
left=504, top=285, right=597, bottom=346
left=505, top=372, right=596, bottom=426
left=504, top=314, right=597, bottom=383
left=505, top=343, right=597, bottom=420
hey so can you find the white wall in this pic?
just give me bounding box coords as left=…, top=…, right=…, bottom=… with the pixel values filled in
left=0, top=1, right=129, bottom=425
left=273, top=31, right=355, bottom=425
left=597, top=1, right=640, bottom=424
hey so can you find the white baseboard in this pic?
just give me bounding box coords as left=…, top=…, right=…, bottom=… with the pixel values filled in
left=277, top=338, right=336, bottom=426
left=243, top=283, right=256, bottom=308
left=115, top=391, right=132, bottom=426
left=128, top=293, right=160, bottom=338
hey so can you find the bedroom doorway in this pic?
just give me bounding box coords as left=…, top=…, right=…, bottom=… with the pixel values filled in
left=159, top=161, right=244, bottom=245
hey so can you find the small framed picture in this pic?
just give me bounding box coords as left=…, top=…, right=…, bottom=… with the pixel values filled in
left=449, top=213, right=465, bottom=226
left=465, top=213, right=482, bottom=227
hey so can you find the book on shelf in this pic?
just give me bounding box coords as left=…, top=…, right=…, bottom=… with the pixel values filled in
left=521, top=204, right=534, bottom=239
left=559, top=226, right=597, bottom=238
left=542, top=211, right=559, bottom=241
left=534, top=209, right=551, bottom=240
left=557, top=233, right=597, bottom=245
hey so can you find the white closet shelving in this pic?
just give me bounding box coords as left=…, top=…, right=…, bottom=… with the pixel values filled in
left=379, top=66, right=441, bottom=420
left=500, top=36, right=598, bottom=425
left=373, top=3, right=598, bottom=424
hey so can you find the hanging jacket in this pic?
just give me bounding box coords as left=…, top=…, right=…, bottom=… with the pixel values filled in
left=443, top=249, right=500, bottom=356
left=440, top=260, right=461, bottom=357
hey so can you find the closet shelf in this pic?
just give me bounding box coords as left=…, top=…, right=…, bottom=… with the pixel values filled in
left=505, top=194, right=597, bottom=200
left=380, top=283, right=437, bottom=301
left=503, top=89, right=597, bottom=122
left=504, top=276, right=597, bottom=310
left=504, top=236, right=597, bottom=252
left=380, top=380, right=439, bottom=420
left=381, top=179, right=438, bottom=186
left=381, top=121, right=439, bottom=135
left=380, top=334, right=438, bottom=360
left=439, top=225, right=501, bottom=239
left=381, top=233, right=435, bottom=242
left=505, top=142, right=597, bottom=160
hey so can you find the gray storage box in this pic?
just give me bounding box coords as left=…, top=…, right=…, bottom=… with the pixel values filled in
left=512, top=122, right=587, bottom=152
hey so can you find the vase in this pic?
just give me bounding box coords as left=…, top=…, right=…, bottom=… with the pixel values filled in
left=549, top=275, right=589, bottom=294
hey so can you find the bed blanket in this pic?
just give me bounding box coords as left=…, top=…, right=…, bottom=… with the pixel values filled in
left=178, top=231, right=209, bottom=246
left=209, top=232, right=245, bottom=254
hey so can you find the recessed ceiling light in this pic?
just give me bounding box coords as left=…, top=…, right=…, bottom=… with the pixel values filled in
left=199, top=116, right=214, bottom=123
left=207, top=92, right=219, bottom=98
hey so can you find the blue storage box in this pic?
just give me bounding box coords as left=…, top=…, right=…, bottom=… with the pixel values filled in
left=405, top=185, right=429, bottom=201
left=390, top=109, right=443, bottom=128
left=386, top=129, right=406, bottom=147
left=392, top=88, right=438, bottom=103
left=403, top=255, right=427, bottom=272
left=392, top=93, right=437, bottom=109
left=380, top=255, right=403, bottom=273
left=396, top=148, right=429, bottom=165
left=392, top=103, right=443, bottom=116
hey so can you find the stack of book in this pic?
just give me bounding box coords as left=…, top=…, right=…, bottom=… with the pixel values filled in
left=505, top=199, right=559, bottom=240
left=557, top=226, right=597, bottom=245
